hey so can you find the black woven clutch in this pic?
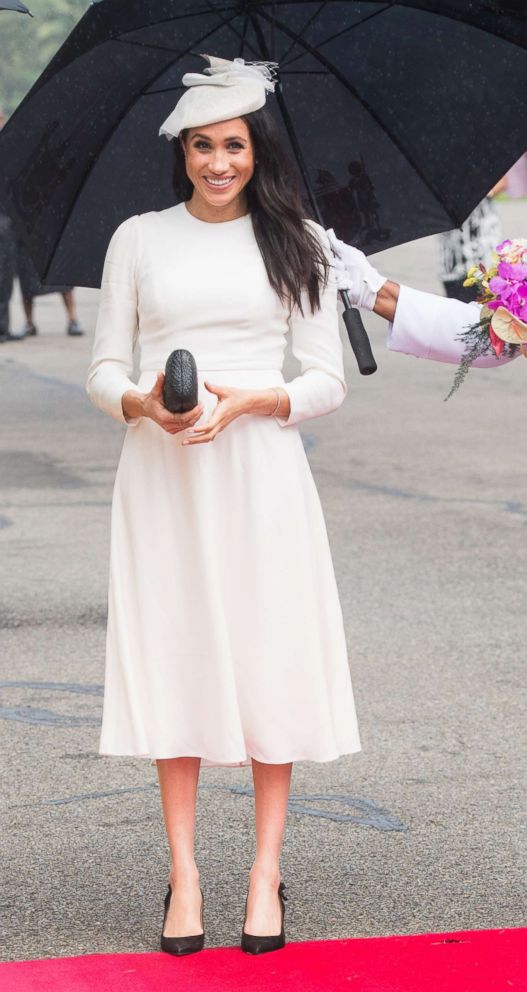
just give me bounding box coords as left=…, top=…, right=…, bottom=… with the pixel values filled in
left=163, top=349, right=198, bottom=413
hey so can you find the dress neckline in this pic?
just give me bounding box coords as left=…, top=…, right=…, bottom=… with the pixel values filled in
left=182, top=201, right=251, bottom=227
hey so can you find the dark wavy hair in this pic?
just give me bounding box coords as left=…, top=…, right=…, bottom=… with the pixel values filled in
left=172, top=107, right=330, bottom=316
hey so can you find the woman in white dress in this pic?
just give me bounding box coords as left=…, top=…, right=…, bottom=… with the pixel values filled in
left=86, top=56, right=361, bottom=956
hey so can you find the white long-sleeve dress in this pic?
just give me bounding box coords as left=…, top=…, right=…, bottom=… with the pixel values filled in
left=86, top=201, right=362, bottom=766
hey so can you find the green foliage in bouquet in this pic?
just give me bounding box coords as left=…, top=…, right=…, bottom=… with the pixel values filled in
left=444, top=311, right=519, bottom=401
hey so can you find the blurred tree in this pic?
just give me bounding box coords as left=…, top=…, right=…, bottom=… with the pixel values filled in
left=0, top=0, right=87, bottom=116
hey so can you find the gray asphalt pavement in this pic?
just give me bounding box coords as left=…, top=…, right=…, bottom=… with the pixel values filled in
left=1, top=200, right=525, bottom=961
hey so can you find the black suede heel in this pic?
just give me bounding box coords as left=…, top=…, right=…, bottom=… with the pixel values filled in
left=160, top=884, right=205, bottom=956
left=241, top=881, right=287, bottom=954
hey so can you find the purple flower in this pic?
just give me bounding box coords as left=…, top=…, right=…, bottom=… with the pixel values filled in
left=497, top=261, right=527, bottom=282
left=498, top=285, right=515, bottom=306
left=488, top=275, right=508, bottom=294
left=507, top=285, right=527, bottom=319
left=496, top=239, right=512, bottom=254
left=493, top=283, right=527, bottom=319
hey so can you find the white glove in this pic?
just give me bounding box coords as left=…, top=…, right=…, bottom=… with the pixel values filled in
left=326, top=228, right=387, bottom=310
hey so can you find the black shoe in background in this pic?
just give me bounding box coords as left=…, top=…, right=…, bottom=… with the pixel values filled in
left=67, top=319, right=84, bottom=336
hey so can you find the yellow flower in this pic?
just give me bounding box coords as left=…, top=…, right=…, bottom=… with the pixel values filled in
left=505, top=246, right=524, bottom=263
left=463, top=277, right=477, bottom=287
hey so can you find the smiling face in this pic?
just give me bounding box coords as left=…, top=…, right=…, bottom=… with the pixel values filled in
left=181, top=118, right=255, bottom=214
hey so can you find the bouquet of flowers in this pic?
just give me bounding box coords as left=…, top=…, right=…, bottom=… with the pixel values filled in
left=446, top=238, right=527, bottom=399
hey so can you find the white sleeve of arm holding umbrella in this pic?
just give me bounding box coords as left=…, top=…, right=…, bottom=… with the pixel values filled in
left=274, top=222, right=347, bottom=427
left=86, top=214, right=141, bottom=425
left=387, top=284, right=518, bottom=367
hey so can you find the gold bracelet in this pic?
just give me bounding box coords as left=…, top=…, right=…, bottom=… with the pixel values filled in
left=270, top=388, right=281, bottom=416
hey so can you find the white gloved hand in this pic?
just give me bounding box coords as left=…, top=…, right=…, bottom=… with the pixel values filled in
left=326, top=228, right=387, bottom=310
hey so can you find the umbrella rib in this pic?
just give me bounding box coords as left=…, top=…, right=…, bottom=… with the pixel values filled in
left=142, top=85, right=185, bottom=96
left=111, top=1, right=247, bottom=56
left=105, top=2, right=242, bottom=51
left=113, top=38, right=189, bottom=55
left=279, top=1, right=328, bottom=67
left=269, top=0, right=527, bottom=54
left=40, top=11, right=243, bottom=282
left=257, top=5, right=461, bottom=226
left=114, top=3, right=241, bottom=30
left=238, top=11, right=250, bottom=58
left=202, top=0, right=262, bottom=58
left=250, top=11, right=321, bottom=222
left=281, top=3, right=392, bottom=70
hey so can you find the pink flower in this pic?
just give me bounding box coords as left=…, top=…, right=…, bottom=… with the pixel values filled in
left=496, top=239, right=512, bottom=253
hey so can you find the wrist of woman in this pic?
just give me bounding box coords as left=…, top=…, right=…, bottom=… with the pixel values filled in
left=248, top=386, right=290, bottom=418
left=122, top=389, right=147, bottom=422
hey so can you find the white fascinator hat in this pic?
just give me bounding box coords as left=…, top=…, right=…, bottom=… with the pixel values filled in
left=159, top=54, right=278, bottom=140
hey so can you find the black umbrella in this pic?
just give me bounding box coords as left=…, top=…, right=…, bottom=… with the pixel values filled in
left=0, top=1, right=33, bottom=14
left=1, top=1, right=526, bottom=372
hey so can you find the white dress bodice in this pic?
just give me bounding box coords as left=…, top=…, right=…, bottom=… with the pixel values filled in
left=86, top=201, right=347, bottom=429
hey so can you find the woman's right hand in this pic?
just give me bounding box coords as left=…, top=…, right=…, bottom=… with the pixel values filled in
left=124, top=372, right=204, bottom=434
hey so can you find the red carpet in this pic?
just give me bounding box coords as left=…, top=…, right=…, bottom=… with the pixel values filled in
left=1, top=928, right=525, bottom=991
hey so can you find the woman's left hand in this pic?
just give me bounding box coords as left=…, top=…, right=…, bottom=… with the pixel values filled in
left=182, top=381, right=253, bottom=444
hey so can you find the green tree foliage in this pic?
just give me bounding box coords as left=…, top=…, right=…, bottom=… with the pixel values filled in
left=0, top=0, right=88, bottom=117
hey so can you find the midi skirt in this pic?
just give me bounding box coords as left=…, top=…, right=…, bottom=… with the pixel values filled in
left=99, top=367, right=362, bottom=767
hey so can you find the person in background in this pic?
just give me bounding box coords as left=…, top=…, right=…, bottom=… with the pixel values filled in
left=0, top=209, right=17, bottom=343
left=0, top=107, right=84, bottom=340
left=0, top=107, right=18, bottom=343
left=15, top=237, right=84, bottom=337
left=437, top=180, right=507, bottom=304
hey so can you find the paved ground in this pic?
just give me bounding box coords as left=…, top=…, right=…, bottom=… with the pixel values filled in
left=0, top=199, right=525, bottom=961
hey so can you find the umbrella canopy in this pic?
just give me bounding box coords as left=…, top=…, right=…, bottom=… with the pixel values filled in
left=0, top=0, right=526, bottom=289
left=0, top=1, right=32, bottom=14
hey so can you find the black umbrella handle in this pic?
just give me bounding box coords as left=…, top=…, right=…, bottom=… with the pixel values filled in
left=340, top=292, right=378, bottom=375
